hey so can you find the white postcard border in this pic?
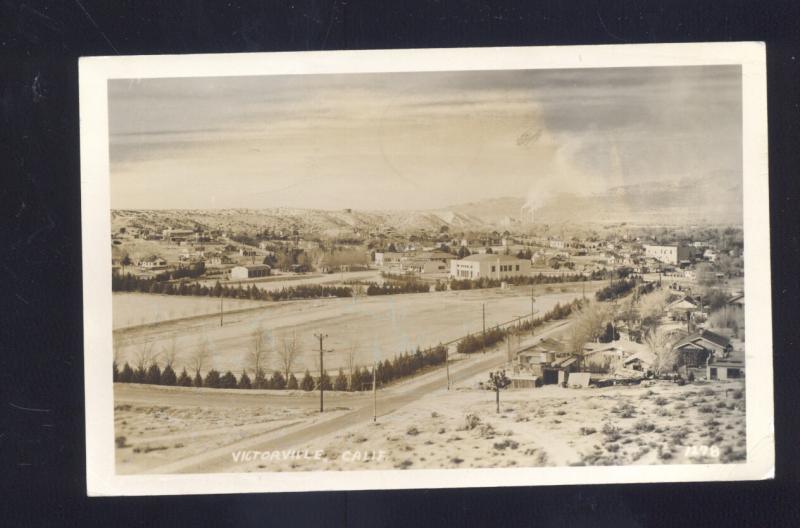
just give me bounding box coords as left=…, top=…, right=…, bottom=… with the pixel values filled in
left=80, top=42, right=773, bottom=496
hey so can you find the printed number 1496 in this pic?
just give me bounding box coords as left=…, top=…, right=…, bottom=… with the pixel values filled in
left=685, top=445, right=720, bottom=458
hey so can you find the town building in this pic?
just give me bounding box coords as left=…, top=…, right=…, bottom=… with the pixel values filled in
left=230, top=264, right=271, bottom=280
left=399, top=251, right=455, bottom=274
left=449, top=254, right=531, bottom=280
left=374, top=251, right=403, bottom=267
left=643, top=244, right=693, bottom=265
left=162, top=228, right=196, bottom=242
left=137, top=255, right=167, bottom=270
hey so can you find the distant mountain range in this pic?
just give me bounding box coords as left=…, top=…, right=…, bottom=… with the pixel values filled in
left=112, top=172, right=742, bottom=236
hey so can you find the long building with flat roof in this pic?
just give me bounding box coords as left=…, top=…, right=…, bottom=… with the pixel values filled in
left=449, top=253, right=530, bottom=280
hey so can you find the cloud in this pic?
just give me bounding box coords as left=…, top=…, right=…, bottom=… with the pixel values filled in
left=108, top=65, right=741, bottom=210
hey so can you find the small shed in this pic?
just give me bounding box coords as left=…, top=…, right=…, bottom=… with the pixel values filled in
left=509, top=374, right=541, bottom=389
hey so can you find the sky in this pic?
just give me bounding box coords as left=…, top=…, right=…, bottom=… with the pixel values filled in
left=108, top=65, right=742, bottom=211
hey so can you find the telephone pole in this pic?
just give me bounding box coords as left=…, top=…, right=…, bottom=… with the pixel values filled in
left=314, top=332, right=328, bottom=413
left=530, top=287, right=536, bottom=337
left=219, top=293, right=223, bottom=327
left=445, top=346, right=451, bottom=390
left=372, top=361, right=377, bottom=422
left=482, top=303, right=486, bottom=352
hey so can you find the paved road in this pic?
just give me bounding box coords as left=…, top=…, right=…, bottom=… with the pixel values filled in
left=132, top=320, right=570, bottom=474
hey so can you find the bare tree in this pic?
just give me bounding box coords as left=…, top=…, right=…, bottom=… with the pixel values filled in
left=162, top=336, right=178, bottom=369
left=639, top=289, right=670, bottom=333
left=645, top=327, right=680, bottom=375
left=190, top=335, right=210, bottom=377
left=277, top=332, right=299, bottom=380
left=249, top=325, right=269, bottom=377
left=345, top=341, right=360, bottom=390
left=568, top=302, right=609, bottom=360
left=133, top=339, right=157, bottom=376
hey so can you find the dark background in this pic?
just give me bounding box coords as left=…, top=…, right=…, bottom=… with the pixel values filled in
left=2, top=1, right=799, bottom=526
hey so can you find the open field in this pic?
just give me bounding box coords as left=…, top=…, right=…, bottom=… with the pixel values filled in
left=113, top=282, right=603, bottom=376
left=113, top=293, right=269, bottom=329
left=113, top=386, right=353, bottom=474
left=233, top=378, right=746, bottom=472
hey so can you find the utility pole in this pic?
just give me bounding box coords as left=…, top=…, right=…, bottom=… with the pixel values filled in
left=445, top=346, right=451, bottom=390
left=482, top=303, right=486, bottom=352
left=314, top=332, right=328, bottom=413
left=219, top=292, right=223, bottom=327
left=372, top=361, right=377, bottom=422
left=531, top=287, right=536, bottom=337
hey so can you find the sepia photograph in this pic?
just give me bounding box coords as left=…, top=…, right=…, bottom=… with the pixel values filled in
left=80, top=43, right=773, bottom=495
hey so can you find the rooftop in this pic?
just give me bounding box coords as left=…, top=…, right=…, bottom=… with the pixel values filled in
left=460, top=253, right=527, bottom=263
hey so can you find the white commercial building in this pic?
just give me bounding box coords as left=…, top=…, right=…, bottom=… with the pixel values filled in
left=230, top=264, right=271, bottom=280
left=643, top=244, right=692, bottom=265
left=449, top=254, right=531, bottom=280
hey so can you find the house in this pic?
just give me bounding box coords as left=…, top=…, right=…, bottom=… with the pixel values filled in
left=449, top=254, right=531, bottom=280
left=516, top=337, right=567, bottom=367
left=541, top=356, right=579, bottom=385
left=727, top=293, right=744, bottom=308
left=707, top=349, right=745, bottom=380
left=672, top=329, right=732, bottom=368
left=622, top=349, right=656, bottom=373
left=137, top=255, right=167, bottom=270
left=230, top=264, right=271, bottom=280
left=668, top=297, right=699, bottom=320
left=643, top=244, right=693, bottom=265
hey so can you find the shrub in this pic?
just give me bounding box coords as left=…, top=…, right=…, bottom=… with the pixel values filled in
left=238, top=370, right=252, bottom=389
left=580, top=427, right=597, bottom=436
left=115, top=436, right=127, bottom=448
left=177, top=368, right=193, bottom=387
left=654, top=397, right=669, bottom=406
left=698, top=405, right=715, bottom=414
left=464, top=413, right=481, bottom=430
left=193, top=372, right=203, bottom=388
left=119, top=363, right=134, bottom=383
left=145, top=363, right=162, bottom=385
left=287, top=373, right=299, bottom=390
left=633, top=419, right=656, bottom=433
left=602, top=423, right=622, bottom=442
left=270, top=371, right=287, bottom=390
left=406, top=426, right=419, bottom=436
left=160, top=365, right=177, bottom=386
left=204, top=369, right=221, bottom=388
left=334, top=369, right=348, bottom=391
left=219, top=371, right=238, bottom=389
left=300, top=370, right=315, bottom=391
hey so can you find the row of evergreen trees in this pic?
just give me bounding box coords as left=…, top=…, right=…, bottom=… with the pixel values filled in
left=114, top=344, right=449, bottom=392
left=456, top=299, right=585, bottom=354
left=448, top=271, right=602, bottom=291
left=595, top=278, right=638, bottom=301
left=365, top=281, right=430, bottom=295
left=112, top=274, right=352, bottom=301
